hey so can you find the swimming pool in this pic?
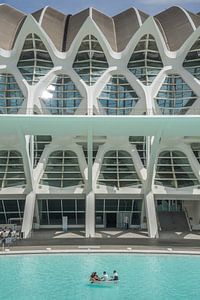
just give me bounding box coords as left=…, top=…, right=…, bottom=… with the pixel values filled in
left=0, top=253, right=199, bottom=300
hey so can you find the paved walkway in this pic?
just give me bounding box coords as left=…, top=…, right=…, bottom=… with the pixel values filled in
left=2, top=229, right=200, bottom=254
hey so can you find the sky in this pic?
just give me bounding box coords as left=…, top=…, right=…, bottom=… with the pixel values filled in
left=1, top=0, right=199, bottom=16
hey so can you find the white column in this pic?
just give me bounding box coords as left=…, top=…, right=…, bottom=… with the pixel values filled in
left=144, top=191, right=158, bottom=238
left=85, top=128, right=95, bottom=237
left=21, top=191, right=36, bottom=238
left=144, top=133, right=162, bottom=238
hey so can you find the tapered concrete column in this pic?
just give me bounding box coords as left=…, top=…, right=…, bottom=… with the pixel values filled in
left=85, top=128, right=95, bottom=237
left=144, top=191, right=158, bottom=238
left=21, top=191, right=36, bottom=238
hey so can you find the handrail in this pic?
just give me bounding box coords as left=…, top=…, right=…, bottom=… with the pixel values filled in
left=184, top=207, right=192, bottom=231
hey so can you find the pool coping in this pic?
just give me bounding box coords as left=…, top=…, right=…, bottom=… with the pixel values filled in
left=1, top=248, right=200, bottom=256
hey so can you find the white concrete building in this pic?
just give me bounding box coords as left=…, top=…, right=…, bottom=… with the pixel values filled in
left=0, top=4, right=200, bottom=238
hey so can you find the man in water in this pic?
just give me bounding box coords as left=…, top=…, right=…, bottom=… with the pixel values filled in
left=112, top=270, right=119, bottom=281
left=101, top=271, right=109, bottom=281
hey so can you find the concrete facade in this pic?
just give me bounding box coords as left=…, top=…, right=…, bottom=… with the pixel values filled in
left=0, top=5, right=199, bottom=238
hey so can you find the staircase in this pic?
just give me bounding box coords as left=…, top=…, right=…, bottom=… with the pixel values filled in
left=158, top=211, right=189, bottom=231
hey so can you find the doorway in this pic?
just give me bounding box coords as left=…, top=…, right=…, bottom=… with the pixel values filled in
left=106, top=213, right=117, bottom=227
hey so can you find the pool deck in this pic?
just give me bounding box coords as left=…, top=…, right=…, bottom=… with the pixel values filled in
left=2, top=229, right=200, bottom=255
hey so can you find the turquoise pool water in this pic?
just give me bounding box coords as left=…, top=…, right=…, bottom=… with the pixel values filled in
left=0, top=254, right=200, bottom=300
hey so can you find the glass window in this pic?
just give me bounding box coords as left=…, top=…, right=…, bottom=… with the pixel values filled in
left=119, top=200, right=132, bottom=211
left=62, top=199, right=75, bottom=211
left=97, top=150, right=141, bottom=188
left=155, top=150, right=199, bottom=188
left=155, top=74, right=197, bottom=115
left=3, top=200, right=18, bottom=212
left=40, top=150, right=83, bottom=188
left=49, top=212, right=62, bottom=225
left=128, top=34, right=163, bottom=85
left=0, top=151, right=26, bottom=188
left=41, top=75, right=82, bottom=115
left=77, top=200, right=85, bottom=211
left=183, top=37, right=200, bottom=80
left=95, top=213, right=104, bottom=225
left=73, top=35, right=108, bottom=85
left=17, top=33, right=54, bottom=85
left=0, top=74, right=24, bottom=114
left=131, top=213, right=141, bottom=225
left=34, top=135, right=52, bottom=167
left=97, top=75, right=139, bottom=115
left=129, top=136, right=147, bottom=167
left=48, top=200, right=61, bottom=211
left=105, top=199, right=118, bottom=211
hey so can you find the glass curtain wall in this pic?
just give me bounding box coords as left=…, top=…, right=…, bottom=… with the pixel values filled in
left=33, top=135, right=52, bottom=167
left=128, top=34, right=163, bottom=85
left=95, top=199, right=142, bottom=228
left=40, top=150, right=83, bottom=188
left=155, top=74, right=197, bottom=114
left=0, top=151, right=26, bottom=188
left=97, top=75, right=139, bottom=115
left=155, top=150, right=199, bottom=188
left=73, top=35, right=108, bottom=85
left=191, top=143, right=200, bottom=163
left=97, top=150, right=141, bottom=188
left=183, top=37, right=200, bottom=80
left=129, top=136, right=147, bottom=167
left=0, top=199, right=25, bottom=224
left=0, top=74, right=24, bottom=114
left=41, top=75, right=83, bottom=115
left=38, top=199, right=85, bottom=226
left=17, top=33, right=54, bottom=85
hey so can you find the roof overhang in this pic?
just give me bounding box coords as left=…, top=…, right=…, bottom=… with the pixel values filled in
left=0, top=115, right=200, bottom=137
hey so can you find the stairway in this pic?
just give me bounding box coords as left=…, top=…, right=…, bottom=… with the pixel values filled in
left=158, top=211, right=189, bottom=231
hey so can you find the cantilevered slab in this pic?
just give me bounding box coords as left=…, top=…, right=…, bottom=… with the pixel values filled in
left=0, top=115, right=200, bottom=137
left=113, top=8, right=148, bottom=52
left=155, top=6, right=196, bottom=51
left=0, top=4, right=26, bottom=50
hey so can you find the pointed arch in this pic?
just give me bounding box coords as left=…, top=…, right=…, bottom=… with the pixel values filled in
left=127, top=34, right=163, bottom=85
left=73, top=34, right=108, bottom=85
left=17, top=33, right=54, bottom=85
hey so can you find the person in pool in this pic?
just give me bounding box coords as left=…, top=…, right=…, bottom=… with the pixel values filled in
left=101, top=271, right=109, bottom=281
left=90, top=272, right=101, bottom=283
left=111, top=270, right=119, bottom=281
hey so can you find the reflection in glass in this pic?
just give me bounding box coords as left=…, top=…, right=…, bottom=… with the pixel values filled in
left=98, top=150, right=141, bottom=188
left=183, top=37, right=200, bottom=80
left=41, top=75, right=82, bottom=115
left=128, top=34, right=163, bottom=85
left=73, top=35, right=108, bottom=85
left=40, top=150, right=83, bottom=188
left=98, top=75, right=139, bottom=115
left=0, top=74, right=24, bottom=114
left=155, top=150, right=199, bottom=188
left=17, top=33, right=54, bottom=85
left=155, top=74, right=197, bottom=115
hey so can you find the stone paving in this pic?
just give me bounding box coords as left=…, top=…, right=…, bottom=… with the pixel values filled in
left=2, top=229, right=200, bottom=254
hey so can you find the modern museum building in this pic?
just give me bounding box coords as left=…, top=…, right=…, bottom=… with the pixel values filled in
left=0, top=4, right=200, bottom=238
